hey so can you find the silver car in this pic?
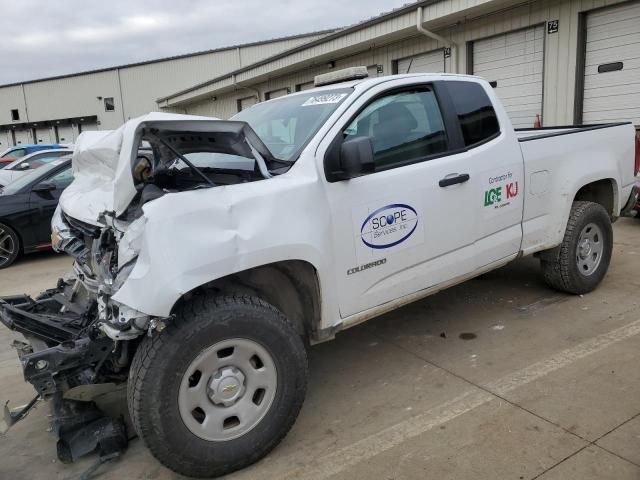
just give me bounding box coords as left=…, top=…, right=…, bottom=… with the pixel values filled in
left=0, top=148, right=73, bottom=187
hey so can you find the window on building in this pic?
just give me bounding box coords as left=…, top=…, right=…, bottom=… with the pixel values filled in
left=447, top=81, right=500, bottom=147
left=10, top=109, right=19, bottom=121
left=343, top=88, right=448, bottom=171
left=104, top=97, right=115, bottom=112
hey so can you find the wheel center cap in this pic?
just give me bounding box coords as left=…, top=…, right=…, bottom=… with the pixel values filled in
left=579, top=239, right=592, bottom=259
left=207, top=366, right=246, bottom=406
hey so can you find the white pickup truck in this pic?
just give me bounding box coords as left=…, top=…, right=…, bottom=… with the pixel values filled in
left=1, top=68, right=638, bottom=477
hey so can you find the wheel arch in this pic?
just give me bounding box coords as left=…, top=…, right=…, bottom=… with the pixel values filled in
left=170, top=260, right=322, bottom=343
left=573, top=178, right=618, bottom=218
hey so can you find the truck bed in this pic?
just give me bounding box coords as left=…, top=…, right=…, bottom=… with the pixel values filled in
left=515, top=122, right=632, bottom=142
left=517, top=121, right=637, bottom=257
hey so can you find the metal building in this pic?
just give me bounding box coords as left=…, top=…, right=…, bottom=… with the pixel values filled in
left=2, top=0, right=639, bottom=147
left=158, top=0, right=640, bottom=131
left=0, top=31, right=332, bottom=148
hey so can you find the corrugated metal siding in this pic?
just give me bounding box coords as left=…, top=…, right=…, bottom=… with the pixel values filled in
left=583, top=0, right=640, bottom=124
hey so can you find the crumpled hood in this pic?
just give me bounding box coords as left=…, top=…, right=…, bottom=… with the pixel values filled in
left=59, top=112, right=216, bottom=225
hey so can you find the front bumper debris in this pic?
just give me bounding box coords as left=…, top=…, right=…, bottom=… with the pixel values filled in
left=0, top=294, right=112, bottom=397
left=0, top=290, right=128, bottom=465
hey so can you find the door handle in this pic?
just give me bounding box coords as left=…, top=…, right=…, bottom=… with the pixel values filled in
left=439, top=173, right=470, bottom=188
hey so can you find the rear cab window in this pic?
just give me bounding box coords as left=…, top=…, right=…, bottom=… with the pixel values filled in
left=446, top=81, right=500, bottom=147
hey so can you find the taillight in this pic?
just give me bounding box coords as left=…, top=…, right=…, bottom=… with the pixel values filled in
left=635, top=134, right=640, bottom=176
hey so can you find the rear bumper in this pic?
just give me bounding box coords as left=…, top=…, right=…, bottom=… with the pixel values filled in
left=0, top=294, right=112, bottom=397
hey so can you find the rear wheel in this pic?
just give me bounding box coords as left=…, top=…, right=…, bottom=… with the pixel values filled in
left=128, top=295, right=308, bottom=478
left=541, top=201, right=612, bottom=294
left=0, top=222, right=20, bottom=269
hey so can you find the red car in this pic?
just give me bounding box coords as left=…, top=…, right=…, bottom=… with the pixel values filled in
left=621, top=135, right=640, bottom=218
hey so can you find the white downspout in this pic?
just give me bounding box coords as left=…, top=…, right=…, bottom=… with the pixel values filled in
left=416, top=6, right=458, bottom=73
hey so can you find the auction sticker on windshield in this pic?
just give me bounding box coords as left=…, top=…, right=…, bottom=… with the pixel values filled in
left=351, top=192, right=424, bottom=265
left=302, top=93, right=348, bottom=106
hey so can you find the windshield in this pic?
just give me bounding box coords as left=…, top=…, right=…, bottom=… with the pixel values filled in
left=232, top=87, right=352, bottom=161
left=1, top=148, right=24, bottom=159
left=1, top=159, right=68, bottom=195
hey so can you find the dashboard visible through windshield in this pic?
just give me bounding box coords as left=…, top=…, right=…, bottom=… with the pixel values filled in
left=232, top=88, right=353, bottom=162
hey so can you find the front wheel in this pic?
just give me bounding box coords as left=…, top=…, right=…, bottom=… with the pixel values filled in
left=541, top=201, right=613, bottom=294
left=0, top=222, right=20, bottom=269
left=128, top=295, right=308, bottom=478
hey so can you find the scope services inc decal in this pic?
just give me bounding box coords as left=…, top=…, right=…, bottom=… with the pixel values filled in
left=361, top=204, right=418, bottom=249
left=352, top=193, right=424, bottom=265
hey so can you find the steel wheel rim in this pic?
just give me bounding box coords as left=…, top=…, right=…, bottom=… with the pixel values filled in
left=178, top=338, right=278, bottom=442
left=576, top=222, right=604, bottom=276
left=0, top=226, right=16, bottom=267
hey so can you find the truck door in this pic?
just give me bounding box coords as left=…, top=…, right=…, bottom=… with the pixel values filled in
left=443, top=81, right=525, bottom=268
left=321, top=81, right=479, bottom=318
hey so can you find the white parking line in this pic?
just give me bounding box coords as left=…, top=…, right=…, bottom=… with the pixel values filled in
left=280, top=319, right=640, bottom=479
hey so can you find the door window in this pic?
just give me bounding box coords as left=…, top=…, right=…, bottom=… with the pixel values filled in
left=343, top=89, right=448, bottom=170
left=45, top=166, right=74, bottom=189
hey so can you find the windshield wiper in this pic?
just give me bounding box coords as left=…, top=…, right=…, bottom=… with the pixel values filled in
left=147, top=132, right=216, bottom=187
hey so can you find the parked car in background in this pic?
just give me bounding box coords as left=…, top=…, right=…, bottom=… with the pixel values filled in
left=620, top=135, right=640, bottom=218
left=0, top=157, right=72, bottom=268
left=0, top=148, right=73, bottom=187
left=0, top=144, right=65, bottom=168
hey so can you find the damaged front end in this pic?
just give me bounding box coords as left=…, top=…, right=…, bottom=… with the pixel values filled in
left=0, top=113, right=286, bottom=466
left=0, top=209, right=154, bottom=463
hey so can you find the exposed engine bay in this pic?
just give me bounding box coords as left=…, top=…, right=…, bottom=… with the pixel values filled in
left=0, top=114, right=286, bottom=467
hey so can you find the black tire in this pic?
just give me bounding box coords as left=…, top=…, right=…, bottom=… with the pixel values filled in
left=541, top=201, right=613, bottom=294
left=0, top=222, right=20, bottom=269
left=128, top=295, right=308, bottom=478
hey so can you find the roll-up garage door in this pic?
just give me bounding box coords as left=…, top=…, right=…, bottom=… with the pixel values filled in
left=79, top=122, right=98, bottom=133
left=57, top=125, right=75, bottom=144
left=35, top=127, right=52, bottom=144
left=237, top=96, right=258, bottom=112
left=296, top=81, right=315, bottom=92
left=396, top=49, right=444, bottom=74
left=473, top=26, right=544, bottom=128
left=583, top=2, right=640, bottom=125
left=265, top=88, right=289, bottom=100
left=14, top=129, right=30, bottom=145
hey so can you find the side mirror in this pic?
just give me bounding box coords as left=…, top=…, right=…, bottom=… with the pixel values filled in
left=19, top=162, right=30, bottom=170
left=325, top=136, right=375, bottom=182
left=339, top=136, right=375, bottom=179
left=32, top=182, right=56, bottom=193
